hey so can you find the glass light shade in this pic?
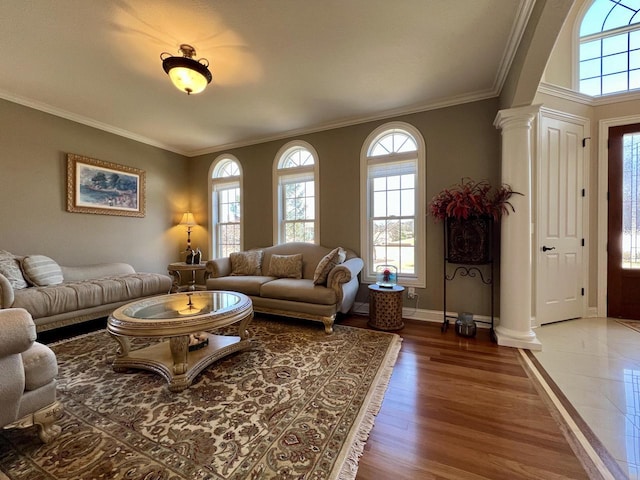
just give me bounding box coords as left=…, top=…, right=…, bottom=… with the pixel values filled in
left=168, top=67, right=208, bottom=95
left=375, top=265, right=397, bottom=287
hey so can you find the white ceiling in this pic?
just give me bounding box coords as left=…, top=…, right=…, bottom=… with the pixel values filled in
left=0, top=0, right=534, bottom=156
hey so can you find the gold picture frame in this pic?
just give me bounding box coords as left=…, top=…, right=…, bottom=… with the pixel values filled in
left=66, top=153, right=146, bottom=217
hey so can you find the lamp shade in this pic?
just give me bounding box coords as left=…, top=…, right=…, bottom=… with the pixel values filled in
left=161, top=44, right=212, bottom=95
left=179, top=212, right=196, bottom=227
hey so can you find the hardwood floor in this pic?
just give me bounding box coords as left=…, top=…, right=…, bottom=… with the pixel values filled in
left=40, top=315, right=599, bottom=479
left=340, top=316, right=595, bottom=480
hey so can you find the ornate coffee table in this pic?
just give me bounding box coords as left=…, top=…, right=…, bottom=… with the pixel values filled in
left=107, top=291, right=253, bottom=392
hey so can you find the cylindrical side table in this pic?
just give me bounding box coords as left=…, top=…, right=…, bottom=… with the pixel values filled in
left=368, top=284, right=405, bottom=331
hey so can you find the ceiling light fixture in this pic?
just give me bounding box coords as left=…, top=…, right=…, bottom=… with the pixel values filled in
left=160, top=44, right=212, bottom=95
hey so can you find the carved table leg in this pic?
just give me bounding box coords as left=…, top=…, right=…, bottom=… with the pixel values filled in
left=168, top=269, right=182, bottom=293
left=169, top=335, right=189, bottom=375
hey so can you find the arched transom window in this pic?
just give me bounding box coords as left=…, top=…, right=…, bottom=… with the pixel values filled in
left=360, top=123, right=426, bottom=287
left=579, top=0, right=640, bottom=96
left=211, top=156, right=242, bottom=258
left=273, top=141, right=319, bottom=244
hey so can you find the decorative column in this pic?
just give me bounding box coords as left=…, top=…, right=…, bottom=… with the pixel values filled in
left=494, top=105, right=541, bottom=350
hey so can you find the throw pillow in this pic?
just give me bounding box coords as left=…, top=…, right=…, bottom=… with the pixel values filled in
left=0, top=250, right=28, bottom=290
left=21, top=255, right=64, bottom=286
left=313, top=247, right=341, bottom=285
left=230, top=250, right=264, bottom=276
left=267, top=254, right=303, bottom=279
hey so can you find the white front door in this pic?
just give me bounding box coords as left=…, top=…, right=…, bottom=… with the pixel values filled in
left=536, top=111, right=586, bottom=325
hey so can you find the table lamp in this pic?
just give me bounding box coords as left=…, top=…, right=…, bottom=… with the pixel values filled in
left=179, top=212, right=197, bottom=251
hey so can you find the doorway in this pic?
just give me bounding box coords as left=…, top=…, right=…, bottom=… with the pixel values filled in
left=607, top=123, right=640, bottom=319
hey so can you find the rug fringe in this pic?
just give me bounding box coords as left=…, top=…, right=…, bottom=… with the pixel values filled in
left=335, top=333, right=403, bottom=480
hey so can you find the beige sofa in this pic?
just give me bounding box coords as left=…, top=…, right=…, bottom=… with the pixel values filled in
left=0, top=251, right=172, bottom=332
left=205, top=243, right=363, bottom=333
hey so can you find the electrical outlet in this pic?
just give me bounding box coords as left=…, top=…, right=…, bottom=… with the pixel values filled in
left=407, top=287, right=416, bottom=299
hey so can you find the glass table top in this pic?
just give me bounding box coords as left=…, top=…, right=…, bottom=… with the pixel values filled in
left=122, top=291, right=243, bottom=320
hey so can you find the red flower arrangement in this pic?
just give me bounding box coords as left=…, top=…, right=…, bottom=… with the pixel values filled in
left=428, top=178, right=521, bottom=222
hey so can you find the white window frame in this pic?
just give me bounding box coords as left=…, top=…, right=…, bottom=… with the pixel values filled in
left=360, top=122, right=426, bottom=287
left=209, top=155, right=243, bottom=258
left=273, top=141, right=320, bottom=244
left=575, top=0, right=640, bottom=96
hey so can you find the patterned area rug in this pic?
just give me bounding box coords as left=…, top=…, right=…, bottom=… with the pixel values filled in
left=0, top=318, right=401, bottom=480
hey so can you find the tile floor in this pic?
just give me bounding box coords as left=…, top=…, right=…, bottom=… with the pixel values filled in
left=534, top=317, right=640, bottom=480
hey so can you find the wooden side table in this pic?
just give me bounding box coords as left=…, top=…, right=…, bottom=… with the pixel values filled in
left=168, top=262, right=208, bottom=292
left=368, top=284, right=405, bottom=331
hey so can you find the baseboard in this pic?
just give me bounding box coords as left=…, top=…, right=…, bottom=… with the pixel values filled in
left=351, top=302, right=498, bottom=328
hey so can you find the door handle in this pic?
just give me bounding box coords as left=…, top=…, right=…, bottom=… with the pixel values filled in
left=542, top=246, right=556, bottom=252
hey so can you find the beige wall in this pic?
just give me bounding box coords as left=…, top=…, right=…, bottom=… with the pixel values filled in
left=0, top=99, right=188, bottom=274
left=189, top=98, right=502, bottom=316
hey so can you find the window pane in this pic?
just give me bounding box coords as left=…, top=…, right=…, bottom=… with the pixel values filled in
left=373, top=177, right=387, bottom=191
left=580, top=40, right=601, bottom=60
left=632, top=30, right=640, bottom=50
left=580, top=58, right=601, bottom=79
left=630, top=68, right=640, bottom=89
left=387, top=190, right=401, bottom=217
left=373, top=191, right=387, bottom=217
left=622, top=133, right=640, bottom=268
left=401, top=189, right=415, bottom=216
left=401, top=174, right=415, bottom=189
left=372, top=220, right=387, bottom=245
left=580, top=77, right=602, bottom=95
left=630, top=49, right=640, bottom=69
left=604, top=6, right=634, bottom=31
left=581, top=1, right=613, bottom=36
left=602, top=33, right=629, bottom=56
left=387, top=175, right=400, bottom=190
left=603, top=52, right=628, bottom=75
left=602, top=71, right=629, bottom=93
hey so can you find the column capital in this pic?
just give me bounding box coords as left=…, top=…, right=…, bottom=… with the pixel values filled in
left=494, top=104, right=541, bottom=131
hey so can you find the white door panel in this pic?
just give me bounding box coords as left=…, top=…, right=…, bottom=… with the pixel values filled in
left=536, top=113, right=585, bottom=325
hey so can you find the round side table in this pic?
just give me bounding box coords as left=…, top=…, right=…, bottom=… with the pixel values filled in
left=168, top=262, right=208, bottom=292
left=368, top=284, right=405, bottom=331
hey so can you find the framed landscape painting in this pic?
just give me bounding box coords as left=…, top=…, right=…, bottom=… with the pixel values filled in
left=66, top=153, right=146, bottom=217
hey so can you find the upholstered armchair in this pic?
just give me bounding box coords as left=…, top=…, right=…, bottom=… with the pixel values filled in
left=0, top=308, right=62, bottom=443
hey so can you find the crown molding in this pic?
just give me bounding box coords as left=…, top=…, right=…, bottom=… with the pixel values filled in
left=0, top=89, right=189, bottom=156
left=538, top=81, right=640, bottom=107
left=187, top=88, right=499, bottom=157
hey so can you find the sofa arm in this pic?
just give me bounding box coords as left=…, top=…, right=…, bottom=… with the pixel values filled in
left=206, top=258, right=232, bottom=278
left=327, top=257, right=364, bottom=288
left=60, top=262, right=136, bottom=282
left=0, top=308, right=36, bottom=357
left=0, top=272, right=15, bottom=310
left=326, top=257, right=364, bottom=306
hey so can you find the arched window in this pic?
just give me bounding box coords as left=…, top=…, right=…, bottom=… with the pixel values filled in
left=273, top=141, right=319, bottom=244
left=360, top=122, right=426, bottom=287
left=210, top=156, right=242, bottom=258
left=579, top=0, right=640, bottom=96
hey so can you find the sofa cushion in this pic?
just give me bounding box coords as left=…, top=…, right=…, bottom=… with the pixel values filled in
left=230, top=250, right=263, bottom=276
left=21, top=342, right=58, bottom=391
left=207, top=275, right=275, bottom=296
left=313, top=248, right=341, bottom=285
left=267, top=254, right=303, bottom=279
left=0, top=250, right=28, bottom=290
left=260, top=278, right=337, bottom=305
left=12, top=273, right=170, bottom=319
left=21, top=255, right=64, bottom=286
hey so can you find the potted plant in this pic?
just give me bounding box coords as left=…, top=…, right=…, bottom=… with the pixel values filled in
left=429, top=178, right=521, bottom=263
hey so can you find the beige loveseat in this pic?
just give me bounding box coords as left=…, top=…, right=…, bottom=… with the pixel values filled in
left=205, top=243, right=364, bottom=333
left=0, top=251, right=172, bottom=332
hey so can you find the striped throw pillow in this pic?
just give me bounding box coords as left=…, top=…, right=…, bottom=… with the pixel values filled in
left=21, top=255, right=64, bottom=286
